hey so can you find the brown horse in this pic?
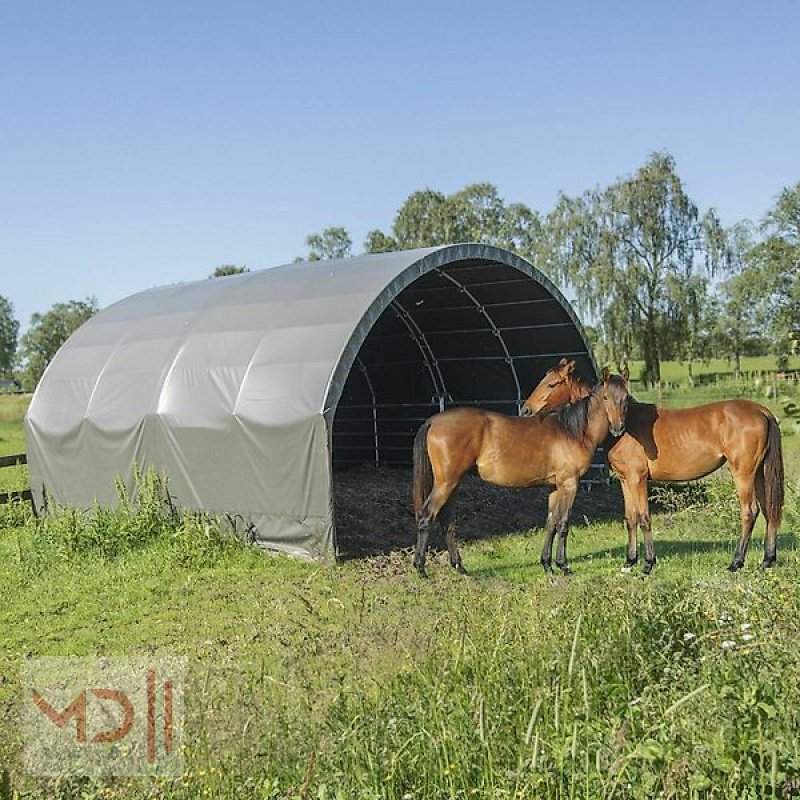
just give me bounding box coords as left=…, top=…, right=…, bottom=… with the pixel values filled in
left=411, top=371, right=629, bottom=577
left=521, top=359, right=784, bottom=573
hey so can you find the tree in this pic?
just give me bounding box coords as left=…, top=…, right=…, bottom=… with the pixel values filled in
left=670, top=273, right=715, bottom=383
left=364, top=183, right=542, bottom=261
left=209, top=265, right=250, bottom=278
left=363, top=228, right=398, bottom=254
left=750, top=182, right=800, bottom=369
left=18, top=298, right=99, bottom=390
left=0, top=296, right=19, bottom=379
left=542, top=152, right=725, bottom=387
left=713, top=222, right=759, bottom=377
left=301, top=227, right=353, bottom=261
left=390, top=189, right=454, bottom=247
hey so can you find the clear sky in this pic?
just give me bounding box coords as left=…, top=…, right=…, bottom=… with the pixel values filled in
left=2, top=0, right=798, bottom=333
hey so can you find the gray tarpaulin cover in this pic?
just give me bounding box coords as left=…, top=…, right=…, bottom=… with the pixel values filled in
left=25, top=244, right=595, bottom=561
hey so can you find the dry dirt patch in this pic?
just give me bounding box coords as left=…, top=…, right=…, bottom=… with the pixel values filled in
left=333, top=465, right=623, bottom=559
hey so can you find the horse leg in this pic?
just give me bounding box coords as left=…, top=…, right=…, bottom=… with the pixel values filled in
left=636, top=480, right=656, bottom=575
left=554, top=478, right=579, bottom=575
left=438, top=499, right=467, bottom=575
left=727, top=468, right=760, bottom=572
left=619, top=477, right=639, bottom=571
left=414, top=481, right=459, bottom=578
left=541, top=489, right=560, bottom=574
left=755, top=471, right=777, bottom=569
left=414, top=514, right=432, bottom=578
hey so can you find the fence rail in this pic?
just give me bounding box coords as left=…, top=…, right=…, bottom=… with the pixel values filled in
left=0, top=452, right=34, bottom=510
left=0, top=453, right=27, bottom=468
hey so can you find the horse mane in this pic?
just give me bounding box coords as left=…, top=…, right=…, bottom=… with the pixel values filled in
left=571, top=370, right=595, bottom=396
left=554, top=392, right=592, bottom=440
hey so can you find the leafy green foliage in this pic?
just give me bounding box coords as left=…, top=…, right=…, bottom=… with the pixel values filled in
left=17, top=297, right=99, bottom=391
left=542, top=152, right=724, bottom=387
left=17, top=467, right=243, bottom=576
left=749, top=183, right=800, bottom=369
left=209, top=264, right=250, bottom=278
left=300, top=227, right=353, bottom=261
left=294, top=168, right=798, bottom=383
left=714, top=224, right=762, bottom=376
left=0, top=296, right=19, bottom=380
left=364, top=182, right=542, bottom=261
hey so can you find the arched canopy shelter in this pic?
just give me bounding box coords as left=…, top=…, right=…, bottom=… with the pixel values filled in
left=25, top=244, right=596, bottom=561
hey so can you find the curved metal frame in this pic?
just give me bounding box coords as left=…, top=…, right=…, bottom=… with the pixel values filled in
left=389, top=299, right=450, bottom=405
left=434, top=267, right=522, bottom=405
left=323, top=243, right=597, bottom=419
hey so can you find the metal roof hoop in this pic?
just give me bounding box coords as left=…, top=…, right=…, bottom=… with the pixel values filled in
left=435, top=267, right=522, bottom=405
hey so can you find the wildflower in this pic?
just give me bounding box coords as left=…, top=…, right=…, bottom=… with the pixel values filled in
left=683, top=632, right=696, bottom=641
left=741, top=633, right=755, bottom=642
left=721, top=640, right=737, bottom=650
left=741, top=623, right=751, bottom=632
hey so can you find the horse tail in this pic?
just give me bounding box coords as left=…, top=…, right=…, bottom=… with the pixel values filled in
left=761, top=412, right=785, bottom=529
left=412, top=420, right=434, bottom=519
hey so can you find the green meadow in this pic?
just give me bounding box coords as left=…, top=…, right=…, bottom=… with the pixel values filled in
left=1, top=365, right=799, bottom=799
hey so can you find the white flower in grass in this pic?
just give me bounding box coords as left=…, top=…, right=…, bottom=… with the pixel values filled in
left=721, top=640, right=737, bottom=650
left=741, top=622, right=751, bottom=631
left=741, top=633, right=755, bottom=643
left=683, top=632, right=696, bottom=642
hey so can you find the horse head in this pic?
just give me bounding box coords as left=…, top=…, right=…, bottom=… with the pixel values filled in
left=519, top=358, right=578, bottom=417
left=599, top=367, right=629, bottom=437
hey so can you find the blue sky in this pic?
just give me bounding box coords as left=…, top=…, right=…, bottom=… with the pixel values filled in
left=2, top=0, right=799, bottom=333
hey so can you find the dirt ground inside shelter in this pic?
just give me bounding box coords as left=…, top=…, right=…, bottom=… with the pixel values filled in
left=333, top=465, right=623, bottom=560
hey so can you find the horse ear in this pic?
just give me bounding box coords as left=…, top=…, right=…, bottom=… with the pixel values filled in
left=601, top=366, right=610, bottom=382
left=622, top=364, right=630, bottom=383
left=558, top=357, right=569, bottom=367
left=566, top=359, right=576, bottom=374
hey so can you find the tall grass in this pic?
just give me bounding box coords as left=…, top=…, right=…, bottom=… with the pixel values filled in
left=2, top=386, right=800, bottom=799
left=13, top=467, right=244, bottom=579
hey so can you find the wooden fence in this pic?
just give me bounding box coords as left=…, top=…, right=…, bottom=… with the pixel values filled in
left=0, top=453, right=34, bottom=508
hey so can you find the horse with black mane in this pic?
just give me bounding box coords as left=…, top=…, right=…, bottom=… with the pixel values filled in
left=521, top=359, right=784, bottom=573
left=412, top=370, right=629, bottom=577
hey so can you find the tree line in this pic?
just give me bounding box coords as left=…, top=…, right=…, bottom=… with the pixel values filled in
left=294, top=153, right=799, bottom=387
left=2, top=152, right=797, bottom=391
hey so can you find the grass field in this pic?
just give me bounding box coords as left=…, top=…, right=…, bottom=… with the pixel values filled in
left=1, top=368, right=800, bottom=799
left=626, top=355, right=800, bottom=387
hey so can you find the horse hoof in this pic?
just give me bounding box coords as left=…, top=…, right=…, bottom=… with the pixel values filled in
left=557, top=564, right=573, bottom=576
left=643, top=559, right=656, bottom=576
left=759, top=558, right=776, bottom=570
left=727, top=560, right=743, bottom=573
left=454, top=563, right=469, bottom=576
left=621, top=559, right=637, bottom=573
